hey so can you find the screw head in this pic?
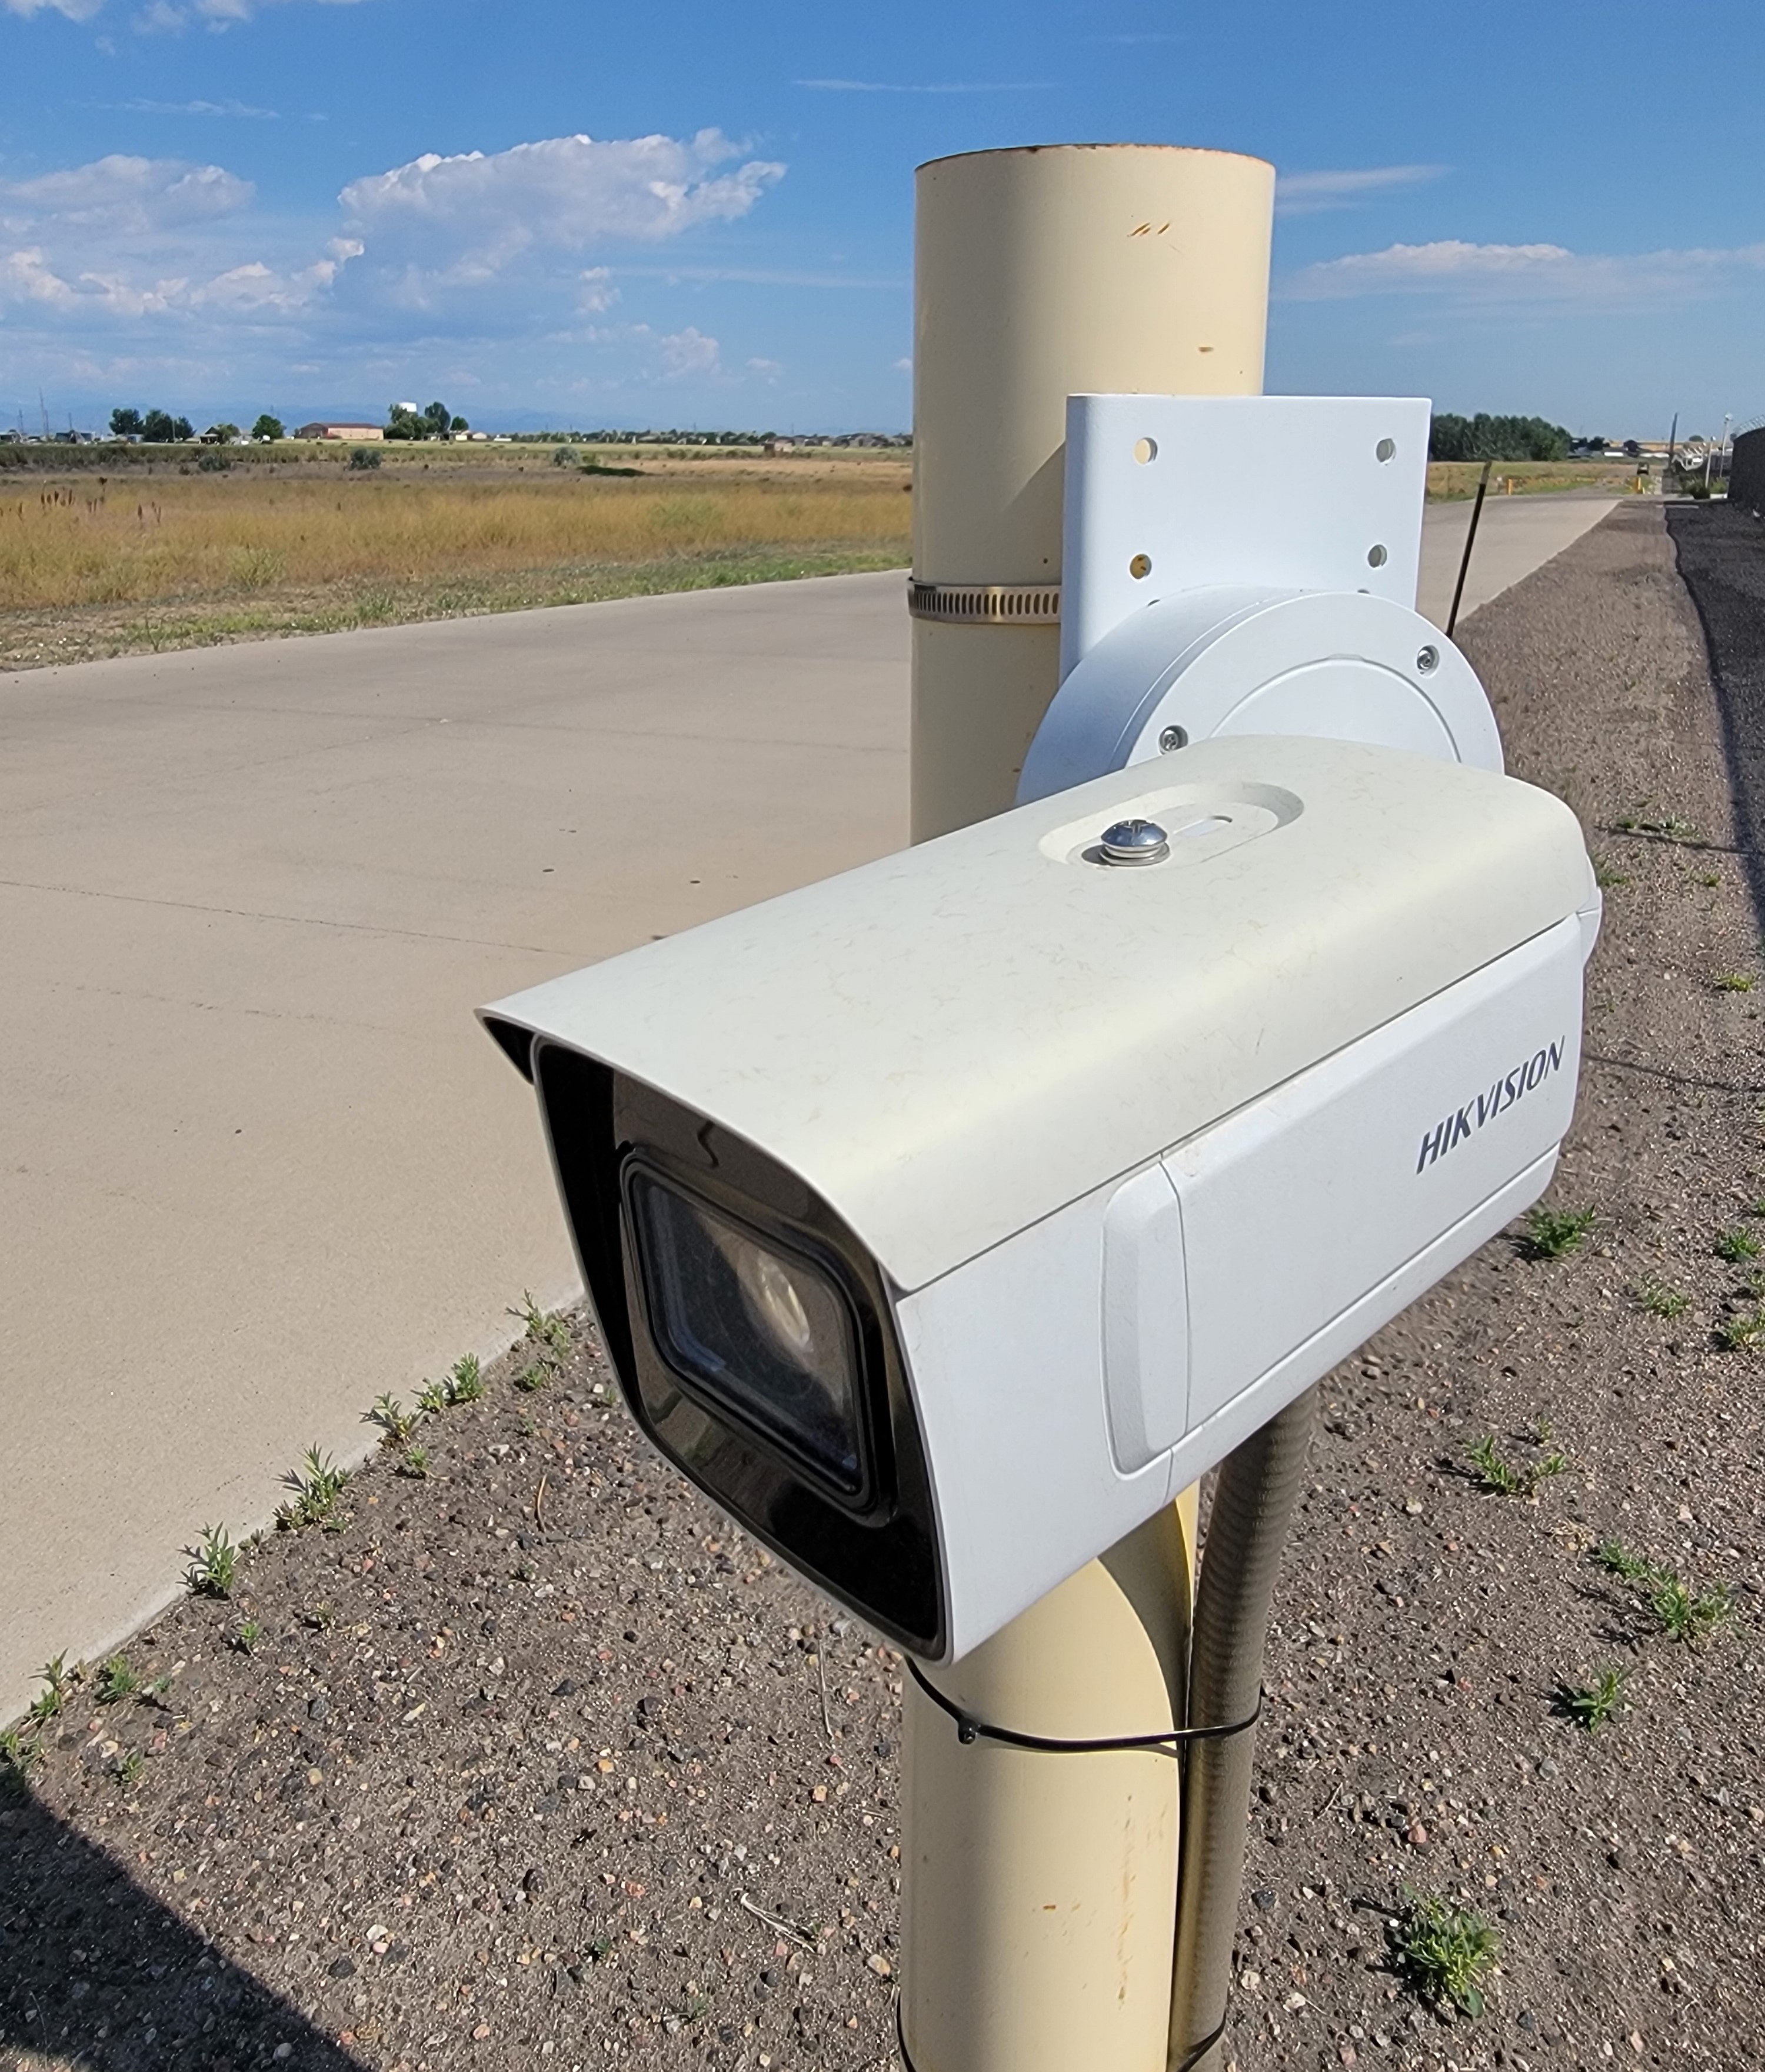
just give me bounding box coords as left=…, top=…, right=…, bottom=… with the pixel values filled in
left=1098, top=818, right=1171, bottom=867
left=1158, top=724, right=1188, bottom=753
left=1415, top=644, right=1440, bottom=675
left=1129, top=552, right=1153, bottom=580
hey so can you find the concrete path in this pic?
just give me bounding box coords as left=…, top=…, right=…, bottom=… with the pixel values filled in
left=0, top=493, right=1616, bottom=1719
left=1416, top=487, right=1618, bottom=629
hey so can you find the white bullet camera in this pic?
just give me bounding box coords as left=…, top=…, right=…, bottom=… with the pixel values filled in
left=482, top=395, right=1598, bottom=1662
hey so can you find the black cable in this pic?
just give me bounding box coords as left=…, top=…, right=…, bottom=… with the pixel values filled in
left=905, top=1657, right=1261, bottom=1758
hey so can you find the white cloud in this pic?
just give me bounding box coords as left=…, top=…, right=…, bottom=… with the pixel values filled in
left=4, top=0, right=104, bottom=16
left=339, top=131, right=782, bottom=276
left=577, top=266, right=618, bottom=314
left=747, top=355, right=783, bottom=380
left=4, top=154, right=252, bottom=234
left=123, top=95, right=280, bottom=116
left=1276, top=165, right=1446, bottom=216
left=893, top=356, right=912, bottom=372
left=1287, top=236, right=1765, bottom=304
left=655, top=325, right=720, bottom=378
left=130, top=0, right=369, bottom=27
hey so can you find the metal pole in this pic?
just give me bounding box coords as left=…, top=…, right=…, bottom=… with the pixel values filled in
left=1446, top=459, right=1492, bottom=639
left=902, top=143, right=1275, bottom=2072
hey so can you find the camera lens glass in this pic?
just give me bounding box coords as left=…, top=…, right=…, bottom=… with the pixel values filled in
left=626, top=1169, right=864, bottom=1496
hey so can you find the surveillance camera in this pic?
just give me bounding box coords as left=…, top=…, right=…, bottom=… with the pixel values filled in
left=482, top=735, right=1597, bottom=1663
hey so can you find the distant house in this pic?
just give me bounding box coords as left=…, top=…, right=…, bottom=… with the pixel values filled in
left=296, top=422, right=384, bottom=442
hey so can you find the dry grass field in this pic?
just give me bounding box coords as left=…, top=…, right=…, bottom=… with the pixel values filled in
left=1426, top=458, right=1639, bottom=499
left=0, top=445, right=913, bottom=671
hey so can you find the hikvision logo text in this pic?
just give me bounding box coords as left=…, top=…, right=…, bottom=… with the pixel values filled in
left=1416, top=1038, right=1568, bottom=1174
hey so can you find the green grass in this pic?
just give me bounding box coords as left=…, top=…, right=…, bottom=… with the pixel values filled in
left=1716, top=1306, right=1765, bottom=1351
left=366, top=1391, right=421, bottom=1445
left=275, top=1446, right=351, bottom=1531
left=1610, top=810, right=1698, bottom=842
left=185, top=1522, right=238, bottom=1597
left=1553, top=1665, right=1626, bottom=1733
left=1391, top=1888, right=1501, bottom=2018
left=1631, top=1274, right=1690, bottom=1320
left=232, top=1618, right=262, bottom=1654
left=1595, top=1542, right=1733, bottom=1643
left=0, top=1727, right=43, bottom=1793
left=1714, top=1224, right=1763, bottom=1262
left=1519, top=1205, right=1595, bottom=1260
left=1467, top=1431, right=1569, bottom=1498
left=397, top=1443, right=431, bottom=1480
left=96, top=1655, right=141, bottom=1704
left=1713, top=972, right=1757, bottom=994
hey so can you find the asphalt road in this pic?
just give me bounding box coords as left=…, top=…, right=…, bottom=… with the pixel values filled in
left=0, top=491, right=1622, bottom=1719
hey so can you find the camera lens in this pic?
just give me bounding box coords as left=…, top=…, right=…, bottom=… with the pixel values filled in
left=625, top=1168, right=865, bottom=1498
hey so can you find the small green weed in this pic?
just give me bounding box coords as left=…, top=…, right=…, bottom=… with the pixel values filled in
left=1715, top=1225, right=1763, bottom=1262
left=1696, top=870, right=1722, bottom=887
left=397, top=1443, right=430, bottom=1479
left=1466, top=1432, right=1567, bottom=1498
left=0, top=1727, right=42, bottom=1791
left=511, top=1290, right=572, bottom=1361
left=415, top=1378, right=448, bottom=1414
left=28, top=1654, right=73, bottom=1724
left=1553, top=1665, right=1625, bottom=1733
left=1631, top=1274, right=1690, bottom=1320
left=448, top=1353, right=485, bottom=1404
left=275, top=1446, right=350, bottom=1531
left=367, top=1391, right=421, bottom=1445
left=302, top=1602, right=336, bottom=1631
left=1611, top=810, right=1697, bottom=842
left=1519, top=1205, right=1595, bottom=1260
left=1716, top=1307, right=1765, bottom=1351
left=96, top=1656, right=140, bottom=1704
left=185, top=1522, right=238, bottom=1597
left=1391, top=1887, right=1500, bottom=2018
left=232, top=1618, right=262, bottom=1654
left=586, top=1936, right=614, bottom=1962
left=1713, top=972, right=1757, bottom=994
left=115, top=1750, right=144, bottom=1790
left=1650, top=1574, right=1732, bottom=1645
left=1594, top=1538, right=1658, bottom=1583
left=1595, top=1543, right=1733, bottom=1644
left=1593, top=860, right=1630, bottom=890
left=512, top=1360, right=551, bottom=1394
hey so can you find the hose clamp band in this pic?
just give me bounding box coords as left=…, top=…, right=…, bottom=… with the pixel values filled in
left=907, top=579, right=1061, bottom=624
left=906, top=1657, right=1263, bottom=1758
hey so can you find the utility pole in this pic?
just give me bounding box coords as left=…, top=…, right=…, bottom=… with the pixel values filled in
left=901, top=144, right=1276, bottom=2072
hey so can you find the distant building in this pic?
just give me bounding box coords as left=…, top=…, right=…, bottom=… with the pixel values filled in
left=296, top=422, right=384, bottom=441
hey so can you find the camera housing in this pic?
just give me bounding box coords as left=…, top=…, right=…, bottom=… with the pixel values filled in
left=483, top=734, right=1598, bottom=1662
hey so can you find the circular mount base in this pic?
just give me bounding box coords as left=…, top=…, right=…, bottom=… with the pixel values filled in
left=1017, top=587, right=1501, bottom=805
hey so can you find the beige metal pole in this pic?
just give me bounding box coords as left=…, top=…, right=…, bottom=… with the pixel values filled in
left=910, top=144, right=1274, bottom=841
left=902, top=143, right=1274, bottom=2072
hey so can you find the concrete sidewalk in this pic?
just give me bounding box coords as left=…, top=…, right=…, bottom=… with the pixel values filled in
left=0, top=494, right=1618, bottom=1719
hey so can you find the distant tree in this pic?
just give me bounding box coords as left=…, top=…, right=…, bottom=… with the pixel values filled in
left=384, top=403, right=424, bottom=440
left=420, top=399, right=452, bottom=440
left=1429, top=412, right=1572, bottom=464
left=141, top=408, right=178, bottom=442
left=203, top=422, right=241, bottom=444
left=109, top=407, right=144, bottom=438
left=174, top=416, right=194, bottom=441
left=251, top=414, right=285, bottom=442
left=451, top=414, right=469, bottom=434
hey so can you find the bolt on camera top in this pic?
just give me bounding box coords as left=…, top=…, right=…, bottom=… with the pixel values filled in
left=1098, top=818, right=1170, bottom=866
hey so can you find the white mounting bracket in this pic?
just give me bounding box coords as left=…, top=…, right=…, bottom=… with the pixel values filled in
left=1019, top=394, right=1502, bottom=805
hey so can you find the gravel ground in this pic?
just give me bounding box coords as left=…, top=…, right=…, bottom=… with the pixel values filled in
left=4, top=501, right=1762, bottom=2072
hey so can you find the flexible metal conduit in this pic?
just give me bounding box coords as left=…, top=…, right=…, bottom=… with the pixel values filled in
left=1167, top=1385, right=1318, bottom=2072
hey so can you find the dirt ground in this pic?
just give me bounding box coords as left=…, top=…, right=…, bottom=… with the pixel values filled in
left=4, top=501, right=1763, bottom=2072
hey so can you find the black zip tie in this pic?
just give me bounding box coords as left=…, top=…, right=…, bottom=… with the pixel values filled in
left=907, top=1656, right=1262, bottom=1758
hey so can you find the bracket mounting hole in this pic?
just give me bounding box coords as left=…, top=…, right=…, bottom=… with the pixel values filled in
left=1129, top=552, right=1153, bottom=580
left=1367, top=543, right=1388, bottom=568
left=1133, top=437, right=1158, bottom=465
left=1375, top=437, right=1397, bottom=462
left=1415, top=645, right=1440, bottom=675
left=1158, top=724, right=1188, bottom=753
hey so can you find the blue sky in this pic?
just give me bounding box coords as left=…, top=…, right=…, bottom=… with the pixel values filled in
left=1, top=0, right=1760, bottom=435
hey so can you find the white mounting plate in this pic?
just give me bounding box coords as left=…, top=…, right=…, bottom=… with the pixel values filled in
left=1060, top=394, right=1432, bottom=678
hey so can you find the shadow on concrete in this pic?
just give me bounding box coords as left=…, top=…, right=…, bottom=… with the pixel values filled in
left=1666, top=502, right=1765, bottom=932
left=0, top=1782, right=364, bottom=2072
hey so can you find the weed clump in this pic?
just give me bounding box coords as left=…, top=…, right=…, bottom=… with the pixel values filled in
left=275, top=1447, right=350, bottom=1531
left=185, top=1522, right=238, bottom=1597
left=1518, top=1205, right=1595, bottom=1260
left=1553, top=1665, right=1626, bottom=1733
left=1390, top=1888, right=1500, bottom=2018
left=1467, top=1430, right=1568, bottom=1498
